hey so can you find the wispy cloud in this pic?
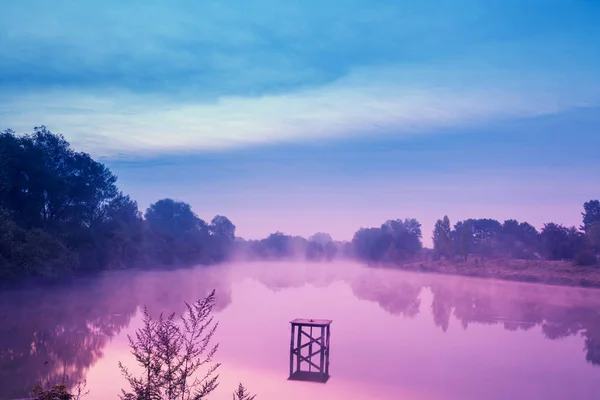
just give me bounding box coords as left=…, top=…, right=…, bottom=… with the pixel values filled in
left=3, top=63, right=599, bottom=158
left=1, top=0, right=599, bottom=157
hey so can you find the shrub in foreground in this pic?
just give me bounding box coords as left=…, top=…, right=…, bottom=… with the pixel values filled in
left=31, top=290, right=256, bottom=400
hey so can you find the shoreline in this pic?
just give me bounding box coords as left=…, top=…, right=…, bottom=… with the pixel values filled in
left=2, top=258, right=600, bottom=291
left=389, top=258, right=600, bottom=289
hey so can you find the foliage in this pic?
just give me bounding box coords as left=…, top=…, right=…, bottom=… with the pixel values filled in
left=351, top=218, right=422, bottom=263
left=309, top=232, right=333, bottom=245
left=586, top=222, right=600, bottom=253
left=30, top=380, right=88, bottom=400
left=432, top=216, right=452, bottom=259
left=145, top=199, right=206, bottom=239
left=574, top=251, right=597, bottom=266
left=582, top=200, right=600, bottom=231
left=233, top=383, right=256, bottom=400
left=119, top=291, right=220, bottom=400
left=540, top=223, right=585, bottom=261
left=452, top=220, right=473, bottom=260
left=143, top=198, right=209, bottom=266
left=0, top=128, right=240, bottom=283
left=0, top=128, right=143, bottom=281
left=0, top=207, right=78, bottom=281
left=1, top=126, right=599, bottom=280
left=499, top=219, right=539, bottom=259
left=23, top=291, right=256, bottom=400
left=210, top=215, right=236, bottom=241
left=31, top=384, right=73, bottom=400
left=235, top=231, right=343, bottom=262
left=209, top=215, right=236, bottom=262
left=305, top=233, right=336, bottom=261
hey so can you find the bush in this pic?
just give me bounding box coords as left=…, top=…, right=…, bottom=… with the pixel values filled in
left=31, top=384, right=73, bottom=400
left=574, top=251, right=598, bottom=266
left=30, top=380, right=88, bottom=400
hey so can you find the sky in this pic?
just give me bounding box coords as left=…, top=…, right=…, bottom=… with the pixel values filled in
left=1, top=0, right=599, bottom=246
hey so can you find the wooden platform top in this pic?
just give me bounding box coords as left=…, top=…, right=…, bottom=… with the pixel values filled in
left=290, top=318, right=332, bottom=327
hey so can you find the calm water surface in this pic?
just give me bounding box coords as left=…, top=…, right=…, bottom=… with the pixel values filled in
left=2, top=262, right=600, bottom=400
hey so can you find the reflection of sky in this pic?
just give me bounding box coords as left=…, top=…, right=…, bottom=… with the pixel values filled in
left=79, top=263, right=600, bottom=400
left=1, top=1, right=600, bottom=243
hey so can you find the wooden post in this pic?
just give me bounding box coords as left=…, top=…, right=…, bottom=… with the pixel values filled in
left=319, top=326, right=325, bottom=374
left=325, top=324, right=331, bottom=376
left=296, top=324, right=302, bottom=373
left=288, top=318, right=332, bottom=383
left=308, top=326, right=313, bottom=372
left=289, top=324, right=295, bottom=378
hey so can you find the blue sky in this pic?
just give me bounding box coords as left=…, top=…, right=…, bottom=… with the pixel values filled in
left=1, top=0, right=599, bottom=244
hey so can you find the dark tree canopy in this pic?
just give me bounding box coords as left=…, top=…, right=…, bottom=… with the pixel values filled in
left=351, top=218, right=423, bottom=263
left=0, top=128, right=240, bottom=283
left=145, top=198, right=207, bottom=239
left=540, top=223, right=585, bottom=261
left=582, top=200, right=600, bottom=231
left=587, top=222, right=600, bottom=254
left=309, top=232, right=333, bottom=246
left=432, top=216, right=452, bottom=259
left=210, top=215, right=236, bottom=241
left=0, top=127, right=139, bottom=279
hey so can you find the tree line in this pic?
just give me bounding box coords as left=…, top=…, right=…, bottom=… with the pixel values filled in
left=1, top=127, right=598, bottom=283
left=0, top=127, right=241, bottom=283
left=428, top=206, right=600, bottom=265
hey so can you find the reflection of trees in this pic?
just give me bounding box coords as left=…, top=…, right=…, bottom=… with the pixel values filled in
left=0, top=265, right=233, bottom=399
left=363, top=273, right=600, bottom=366
left=246, top=262, right=340, bottom=293
left=428, top=277, right=600, bottom=367
left=135, top=266, right=232, bottom=317
left=348, top=268, right=600, bottom=368
left=349, top=271, right=421, bottom=318
left=0, top=276, right=137, bottom=399
left=249, top=263, right=600, bottom=368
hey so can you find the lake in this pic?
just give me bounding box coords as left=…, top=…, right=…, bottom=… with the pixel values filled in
left=1, top=261, right=600, bottom=400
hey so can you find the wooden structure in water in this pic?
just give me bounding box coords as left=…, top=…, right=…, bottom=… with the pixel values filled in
left=288, top=318, right=332, bottom=383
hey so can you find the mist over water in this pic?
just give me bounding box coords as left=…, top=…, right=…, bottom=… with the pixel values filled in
left=2, top=262, right=600, bottom=400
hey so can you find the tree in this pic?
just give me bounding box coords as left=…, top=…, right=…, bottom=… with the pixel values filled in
left=262, top=232, right=292, bottom=258
left=308, top=232, right=333, bottom=246
left=0, top=136, right=10, bottom=197
left=380, top=218, right=423, bottom=259
left=145, top=199, right=206, bottom=240
left=305, top=241, right=324, bottom=261
left=540, top=223, right=585, bottom=261
left=209, top=216, right=235, bottom=242
left=452, top=221, right=473, bottom=260
left=432, top=216, right=452, bottom=259
left=351, top=227, right=390, bottom=262
left=351, top=219, right=422, bottom=263
left=323, top=241, right=337, bottom=261
left=582, top=200, right=600, bottom=231
left=76, top=193, right=144, bottom=271
left=0, top=127, right=146, bottom=280
left=469, top=218, right=502, bottom=256
left=498, top=220, right=540, bottom=259
left=208, top=216, right=236, bottom=262
left=587, top=222, right=600, bottom=254
left=144, top=199, right=210, bottom=266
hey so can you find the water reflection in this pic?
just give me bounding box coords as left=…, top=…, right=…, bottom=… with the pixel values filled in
left=0, top=267, right=230, bottom=399
left=1, top=262, right=600, bottom=399
left=0, top=275, right=137, bottom=399
left=246, top=264, right=600, bottom=367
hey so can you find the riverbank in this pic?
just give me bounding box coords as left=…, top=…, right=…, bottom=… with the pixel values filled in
left=396, top=258, right=600, bottom=289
